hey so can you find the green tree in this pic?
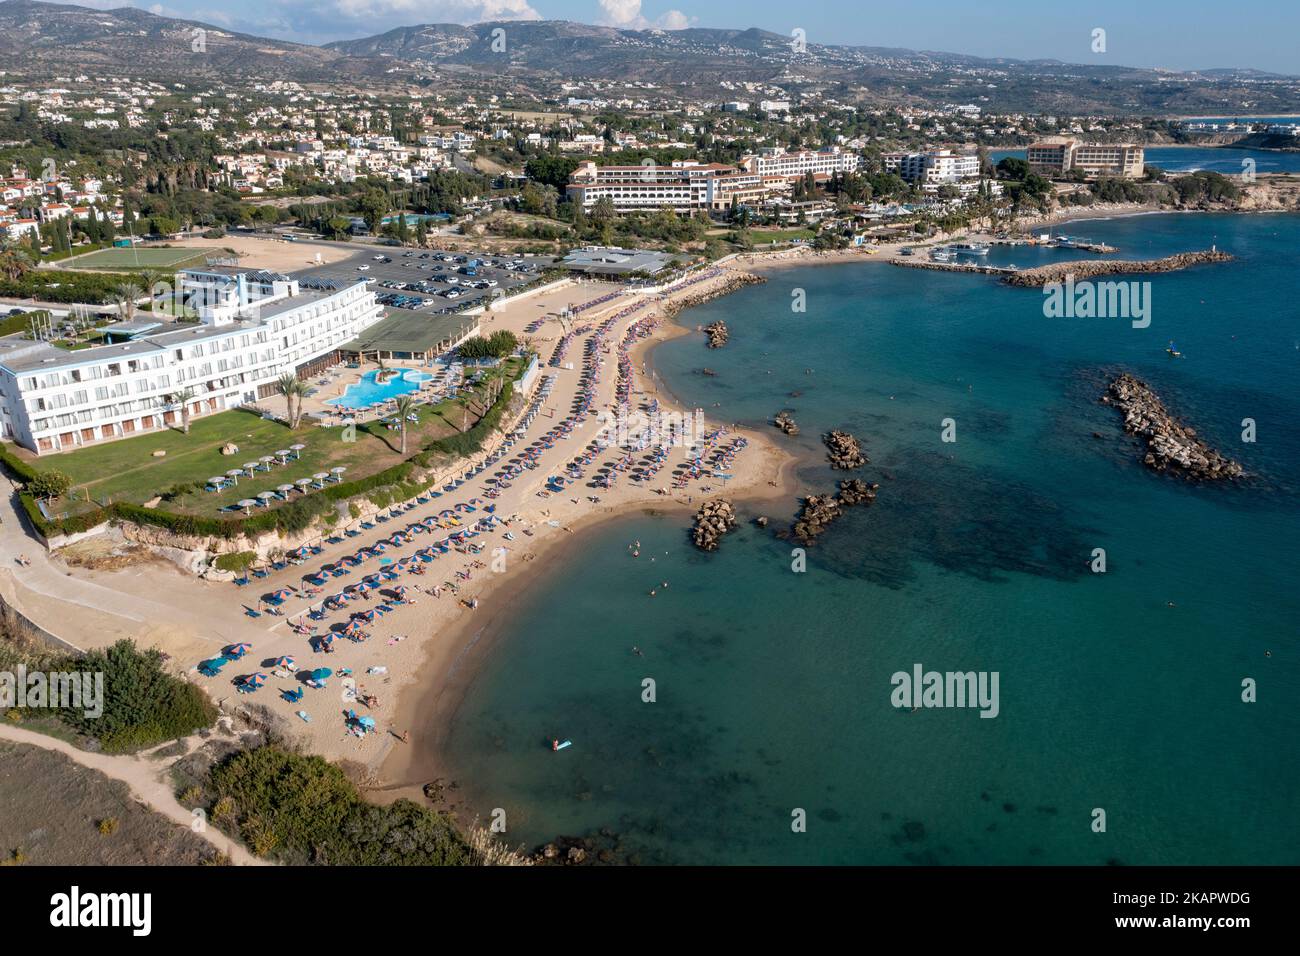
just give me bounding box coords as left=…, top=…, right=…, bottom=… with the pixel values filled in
left=29, top=469, right=73, bottom=500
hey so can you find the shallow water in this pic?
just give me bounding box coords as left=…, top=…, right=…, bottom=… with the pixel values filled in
left=438, top=212, right=1300, bottom=864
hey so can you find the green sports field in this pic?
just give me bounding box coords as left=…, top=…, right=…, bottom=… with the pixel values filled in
left=62, top=247, right=210, bottom=271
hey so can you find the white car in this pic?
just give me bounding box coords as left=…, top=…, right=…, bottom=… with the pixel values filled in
left=357, top=264, right=370, bottom=271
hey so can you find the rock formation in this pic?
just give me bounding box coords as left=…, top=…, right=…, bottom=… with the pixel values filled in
left=691, top=499, right=738, bottom=550
left=824, top=430, right=867, bottom=469
left=790, top=479, right=879, bottom=544
left=773, top=410, right=799, bottom=435
left=1101, top=373, right=1244, bottom=480
left=703, top=320, right=729, bottom=348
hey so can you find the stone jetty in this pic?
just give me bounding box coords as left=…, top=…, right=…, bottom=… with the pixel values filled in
left=1003, top=249, right=1234, bottom=288
left=702, top=320, right=729, bottom=348
left=692, top=499, right=738, bottom=550
left=661, top=270, right=765, bottom=322
left=1101, top=373, right=1244, bottom=480
left=790, top=479, right=879, bottom=544
left=773, top=410, right=800, bottom=435
left=824, top=430, right=867, bottom=469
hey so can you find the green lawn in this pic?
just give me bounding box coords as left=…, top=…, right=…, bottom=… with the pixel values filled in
left=37, top=360, right=522, bottom=516
left=62, top=247, right=210, bottom=271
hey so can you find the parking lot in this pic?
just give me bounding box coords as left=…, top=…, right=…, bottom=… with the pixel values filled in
left=293, top=248, right=559, bottom=317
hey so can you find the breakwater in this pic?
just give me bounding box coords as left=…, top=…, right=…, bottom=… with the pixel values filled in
left=1003, top=250, right=1234, bottom=288
left=660, top=270, right=766, bottom=322
left=1102, top=373, right=1245, bottom=480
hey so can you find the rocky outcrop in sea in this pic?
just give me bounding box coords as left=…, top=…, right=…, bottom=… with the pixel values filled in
left=703, top=320, right=729, bottom=348
left=790, top=479, right=879, bottom=544
left=825, top=430, right=867, bottom=469
left=1101, top=372, right=1244, bottom=480
left=692, top=499, right=738, bottom=550
left=773, top=410, right=799, bottom=435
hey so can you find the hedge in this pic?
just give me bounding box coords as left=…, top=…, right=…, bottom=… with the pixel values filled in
left=0, top=379, right=516, bottom=542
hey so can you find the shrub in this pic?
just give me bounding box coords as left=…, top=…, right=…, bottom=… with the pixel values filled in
left=59, top=639, right=217, bottom=753
left=214, top=551, right=256, bottom=573
left=208, top=746, right=470, bottom=866
left=97, top=818, right=119, bottom=836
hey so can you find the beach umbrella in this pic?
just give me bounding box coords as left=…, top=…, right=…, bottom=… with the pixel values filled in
left=273, top=655, right=296, bottom=668
left=256, top=491, right=276, bottom=506
left=226, top=469, right=242, bottom=484
left=243, top=673, right=267, bottom=689
left=242, top=462, right=260, bottom=476
left=270, top=587, right=293, bottom=601
left=277, top=483, right=295, bottom=496
left=208, top=476, right=226, bottom=489
left=318, top=633, right=335, bottom=646
left=314, top=472, right=330, bottom=483
left=295, top=478, right=313, bottom=490
left=226, top=643, right=252, bottom=658
left=237, top=499, right=258, bottom=515
left=330, top=467, right=346, bottom=481
left=259, top=456, right=275, bottom=469
left=310, top=667, right=332, bottom=681
left=289, top=443, right=306, bottom=459
left=358, top=716, right=376, bottom=730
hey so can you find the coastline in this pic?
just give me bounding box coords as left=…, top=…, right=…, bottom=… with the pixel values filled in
left=368, top=202, right=1298, bottom=821
left=372, top=277, right=802, bottom=821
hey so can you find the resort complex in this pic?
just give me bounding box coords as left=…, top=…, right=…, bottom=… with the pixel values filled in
left=0, top=267, right=382, bottom=453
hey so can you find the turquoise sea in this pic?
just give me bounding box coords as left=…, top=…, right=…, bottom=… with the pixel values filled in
left=437, top=213, right=1300, bottom=865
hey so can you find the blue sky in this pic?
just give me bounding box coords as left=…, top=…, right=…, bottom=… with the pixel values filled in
left=76, top=0, right=1300, bottom=73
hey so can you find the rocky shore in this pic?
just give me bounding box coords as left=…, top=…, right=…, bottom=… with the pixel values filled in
left=1102, top=373, right=1244, bottom=480
left=691, top=499, right=738, bottom=550
left=773, top=410, right=799, bottom=435
left=825, top=430, right=867, bottom=469
left=702, top=320, right=730, bottom=348
left=789, top=479, right=879, bottom=544
left=1003, top=249, right=1234, bottom=288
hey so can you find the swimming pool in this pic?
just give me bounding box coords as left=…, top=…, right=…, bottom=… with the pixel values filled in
left=326, top=369, right=432, bottom=408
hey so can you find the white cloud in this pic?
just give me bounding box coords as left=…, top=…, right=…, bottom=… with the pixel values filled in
left=596, top=0, right=693, bottom=31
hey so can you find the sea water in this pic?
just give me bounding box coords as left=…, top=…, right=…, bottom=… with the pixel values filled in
left=438, top=212, right=1300, bottom=864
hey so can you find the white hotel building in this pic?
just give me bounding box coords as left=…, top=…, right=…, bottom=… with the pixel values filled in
left=884, top=149, right=981, bottom=185
left=743, top=146, right=861, bottom=180
left=0, top=267, right=382, bottom=454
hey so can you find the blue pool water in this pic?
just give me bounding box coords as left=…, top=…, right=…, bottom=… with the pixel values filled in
left=326, top=369, right=432, bottom=407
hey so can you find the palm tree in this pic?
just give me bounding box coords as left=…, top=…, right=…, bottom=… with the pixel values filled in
left=393, top=395, right=417, bottom=456
left=277, top=373, right=307, bottom=428
left=112, top=282, right=143, bottom=322
left=136, top=269, right=164, bottom=313
left=0, top=245, right=33, bottom=281
left=166, top=386, right=198, bottom=433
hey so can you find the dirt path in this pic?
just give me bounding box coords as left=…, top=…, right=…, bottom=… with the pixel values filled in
left=0, top=724, right=270, bottom=866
